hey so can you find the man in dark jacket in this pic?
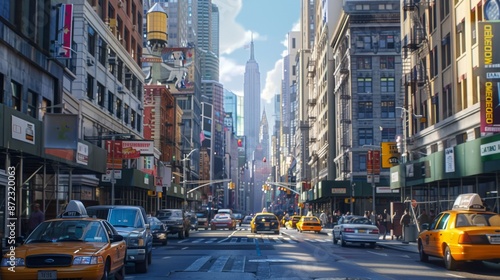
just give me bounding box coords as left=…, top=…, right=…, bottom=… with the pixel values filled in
left=400, top=209, right=411, bottom=241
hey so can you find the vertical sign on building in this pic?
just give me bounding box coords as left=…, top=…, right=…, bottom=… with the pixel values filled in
left=478, top=20, right=500, bottom=133
left=57, top=4, right=73, bottom=58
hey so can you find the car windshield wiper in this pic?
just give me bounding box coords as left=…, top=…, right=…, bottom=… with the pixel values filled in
left=58, top=238, right=84, bottom=242
left=113, top=224, right=132, bottom=227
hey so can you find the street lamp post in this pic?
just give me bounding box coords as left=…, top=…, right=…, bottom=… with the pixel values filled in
left=182, top=148, right=198, bottom=210
left=396, top=107, right=423, bottom=162
left=363, top=145, right=381, bottom=221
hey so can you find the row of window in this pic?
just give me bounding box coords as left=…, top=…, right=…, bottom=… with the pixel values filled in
left=86, top=74, right=142, bottom=132
left=357, top=56, right=395, bottom=70
left=357, top=101, right=397, bottom=119
left=357, top=77, right=396, bottom=93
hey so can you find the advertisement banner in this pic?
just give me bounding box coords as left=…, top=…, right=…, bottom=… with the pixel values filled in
left=478, top=21, right=500, bottom=133
left=76, top=142, right=89, bottom=165
left=381, top=142, right=399, bottom=168
left=12, top=115, right=35, bottom=145
left=44, top=114, right=78, bottom=160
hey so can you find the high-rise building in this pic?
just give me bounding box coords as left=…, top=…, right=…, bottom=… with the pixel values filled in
left=243, top=37, right=261, bottom=160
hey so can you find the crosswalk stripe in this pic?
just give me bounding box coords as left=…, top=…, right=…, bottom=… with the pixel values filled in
left=208, top=255, right=230, bottom=272
left=230, top=238, right=238, bottom=243
left=241, top=237, right=248, bottom=243
left=192, top=238, right=204, bottom=243
left=185, top=256, right=211, bottom=271
left=273, top=237, right=283, bottom=243
left=263, top=238, right=271, bottom=244
left=205, top=238, right=217, bottom=243
left=230, top=255, right=246, bottom=272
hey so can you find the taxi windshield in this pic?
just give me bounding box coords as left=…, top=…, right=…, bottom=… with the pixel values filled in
left=26, top=220, right=108, bottom=243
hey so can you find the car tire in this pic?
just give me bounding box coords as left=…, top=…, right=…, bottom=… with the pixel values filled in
left=135, top=258, right=148, bottom=273
left=418, top=240, right=429, bottom=262
left=444, top=245, right=459, bottom=270
left=101, top=259, right=110, bottom=280
left=148, top=250, right=152, bottom=265
left=332, top=233, right=337, bottom=245
left=340, top=233, right=347, bottom=247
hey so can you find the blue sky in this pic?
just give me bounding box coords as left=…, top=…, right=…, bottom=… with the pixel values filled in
left=213, top=0, right=300, bottom=124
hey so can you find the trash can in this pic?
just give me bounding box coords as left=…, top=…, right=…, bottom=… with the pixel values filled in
left=404, top=224, right=418, bottom=242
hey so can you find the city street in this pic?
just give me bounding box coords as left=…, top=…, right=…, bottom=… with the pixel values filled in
left=123, top=226, right=500, bottom=280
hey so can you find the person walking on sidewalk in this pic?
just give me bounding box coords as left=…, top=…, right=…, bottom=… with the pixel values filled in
left=400, top=209, right=411, bottom=241
left=382, top=209, right=390, bottom=240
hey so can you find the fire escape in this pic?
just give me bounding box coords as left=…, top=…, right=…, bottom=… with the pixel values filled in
left=402, top=0, right=431, bottom=139
left=339, top=38, right=351, bottom=179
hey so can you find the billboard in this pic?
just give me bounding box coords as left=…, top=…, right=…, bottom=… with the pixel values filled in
left=478, top=21, right=500, bottom=133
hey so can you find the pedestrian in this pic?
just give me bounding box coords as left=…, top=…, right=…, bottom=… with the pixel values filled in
left=429, top=209, right=436, bottom=222
left=28, top=203, right=45, bottom=234
left=400, top=209, right=411, bottom=241
left=319, top=210, right=327, bottom=227
left=382, top=209, right=391, bottom=240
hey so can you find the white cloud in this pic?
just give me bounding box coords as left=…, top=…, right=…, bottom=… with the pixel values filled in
left=261, top=59, right=283, bottom=103
left=219, top=56, right=245, bottom=85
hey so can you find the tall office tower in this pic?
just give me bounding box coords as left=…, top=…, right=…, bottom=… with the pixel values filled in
left=196, top=0, right=219, bottom=81
left=259, top=109, right=269, bottom=161
left=243, top=37, right=261, bottom=160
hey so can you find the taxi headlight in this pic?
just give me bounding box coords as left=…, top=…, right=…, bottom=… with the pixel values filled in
left=1, top=257, right=25, bottom=267
left=129, top=238, right=144, bottom=247
left=73, top=256, right=103, bottom=265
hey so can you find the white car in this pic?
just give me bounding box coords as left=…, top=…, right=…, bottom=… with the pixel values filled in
left=332, top=215, right=380, bottom=247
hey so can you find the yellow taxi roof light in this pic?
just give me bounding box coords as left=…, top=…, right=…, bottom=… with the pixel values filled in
left=61, top=200, right=89, bottom=218
left=452, top=193, right=486, bottom=211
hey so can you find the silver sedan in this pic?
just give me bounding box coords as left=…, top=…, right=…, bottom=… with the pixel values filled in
left=333, top=215, right=380, bottom=247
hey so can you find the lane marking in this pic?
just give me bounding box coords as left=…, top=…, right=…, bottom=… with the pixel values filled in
left=208, top=255, right=230, bottom=272
left=255, top=238, right=261, bottom=256
left=231, top=255, right=246, bottom=272
left=181, top=247, right=189, bottom=250
left=184, top=256, right=211, bottom=271
left=367, top=251, right=387, bottom=257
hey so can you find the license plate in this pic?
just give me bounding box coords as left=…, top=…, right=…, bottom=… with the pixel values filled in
left=358, top=229, right=366, bottom=233
left=216, top=224, right=226, bottom=227
left=264, top=222, right=270, bottom=226
left=38, top=270, right=57, bottom=280
left=489, top=236, right=500, bottom=244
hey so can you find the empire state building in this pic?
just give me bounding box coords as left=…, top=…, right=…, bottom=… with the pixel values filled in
left=243, top=37, right=261, bottom=159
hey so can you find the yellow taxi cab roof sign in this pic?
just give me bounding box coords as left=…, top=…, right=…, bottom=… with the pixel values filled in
left=452, top=193, right=486, bottom=211
left=61, top=200, right=89, bottom=218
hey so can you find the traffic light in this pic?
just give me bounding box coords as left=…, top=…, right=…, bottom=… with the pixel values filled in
left=228, top=182, right=235, bottom=190
left=237, top=138, right=243, bottom=147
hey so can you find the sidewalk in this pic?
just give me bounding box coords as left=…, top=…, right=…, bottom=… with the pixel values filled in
left=321, top=228, right=419, bottom=253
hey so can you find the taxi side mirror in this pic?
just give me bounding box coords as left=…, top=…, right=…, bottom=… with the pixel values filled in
left=112, top=234, right=124, bottom=242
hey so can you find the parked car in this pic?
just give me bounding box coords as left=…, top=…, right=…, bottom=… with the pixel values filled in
left=210, top=214, right=237, bottom=230
left=0, top=200, right=127, bottom=280
left=157, top=209, right=191, bottom=239
left=196, top=211, right=209, bottom=230
left=250, top=212, right=280, bottom=234
left=148, top=216, right=168, bottom=245
left=296, top=216, right=322, bottom=233
left=332, top=215, right=379, bottom=248
left=418, top=193, right=500, bottom=270
left=87, top=204, right=153, bottom=273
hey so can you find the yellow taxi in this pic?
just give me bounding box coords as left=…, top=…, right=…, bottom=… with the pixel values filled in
left=250, top=212, right=280, bottom=234
left=0, top=200, right=126, bottom=280
left=418, top=193, right=500, bottom=270
left=296, top=216, right=322, bottom=233
left=284, top=215, right=301, bottom=229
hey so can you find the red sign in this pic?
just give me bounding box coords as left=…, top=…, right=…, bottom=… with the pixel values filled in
left=367, top=150, right=381, bottom=175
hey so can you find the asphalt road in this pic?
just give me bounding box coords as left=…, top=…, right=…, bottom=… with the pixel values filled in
left=121, top=226, right=500, bottom=279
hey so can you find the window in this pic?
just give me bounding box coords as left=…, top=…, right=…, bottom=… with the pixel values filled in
left=430, top=47, right=438, bottom=79
left=97, top=38, right=107, bottom=65
left=440, top=0, right=450, bottom=21
left=357, top=57, right=371, bottom=69
left=358, top=128, right=373, bottom=146
left=11, top=81, right=21, bottom=111
left=357, top=78, right=372, bottom=93
left=131, top=110, right=136, bottom=129
left=87, top=75, right=94, bottom=100
left=107, top=91, right=114, bottom=114
left=124, top=104, right=129, bottom=124
left=381, top=101, right=396, bottom=118
left=359, top=154, right=367, bottom=171
left=97, top=82, right=105, bottom=107
left=356, top=35, right=372, bottom=50
left=443, top=85, right=453, bottom=118
left=27, top=90, right=37, bottom=118
left=88, top=26, right=96, bottom=56
left=116, top=98, right=122, bottom=119
left=136, top=114, right=142, bottom=132
left=381, top=127, right=396, bottom=142
left=380, top=78, right=395, bottom=93
left=380, top=56, right=395, bottom=69
left=0, top=74, right=4, bottom=104
left=441, top=34, right=451, bottom=69
left=358, top=101, right=373, bottom=118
